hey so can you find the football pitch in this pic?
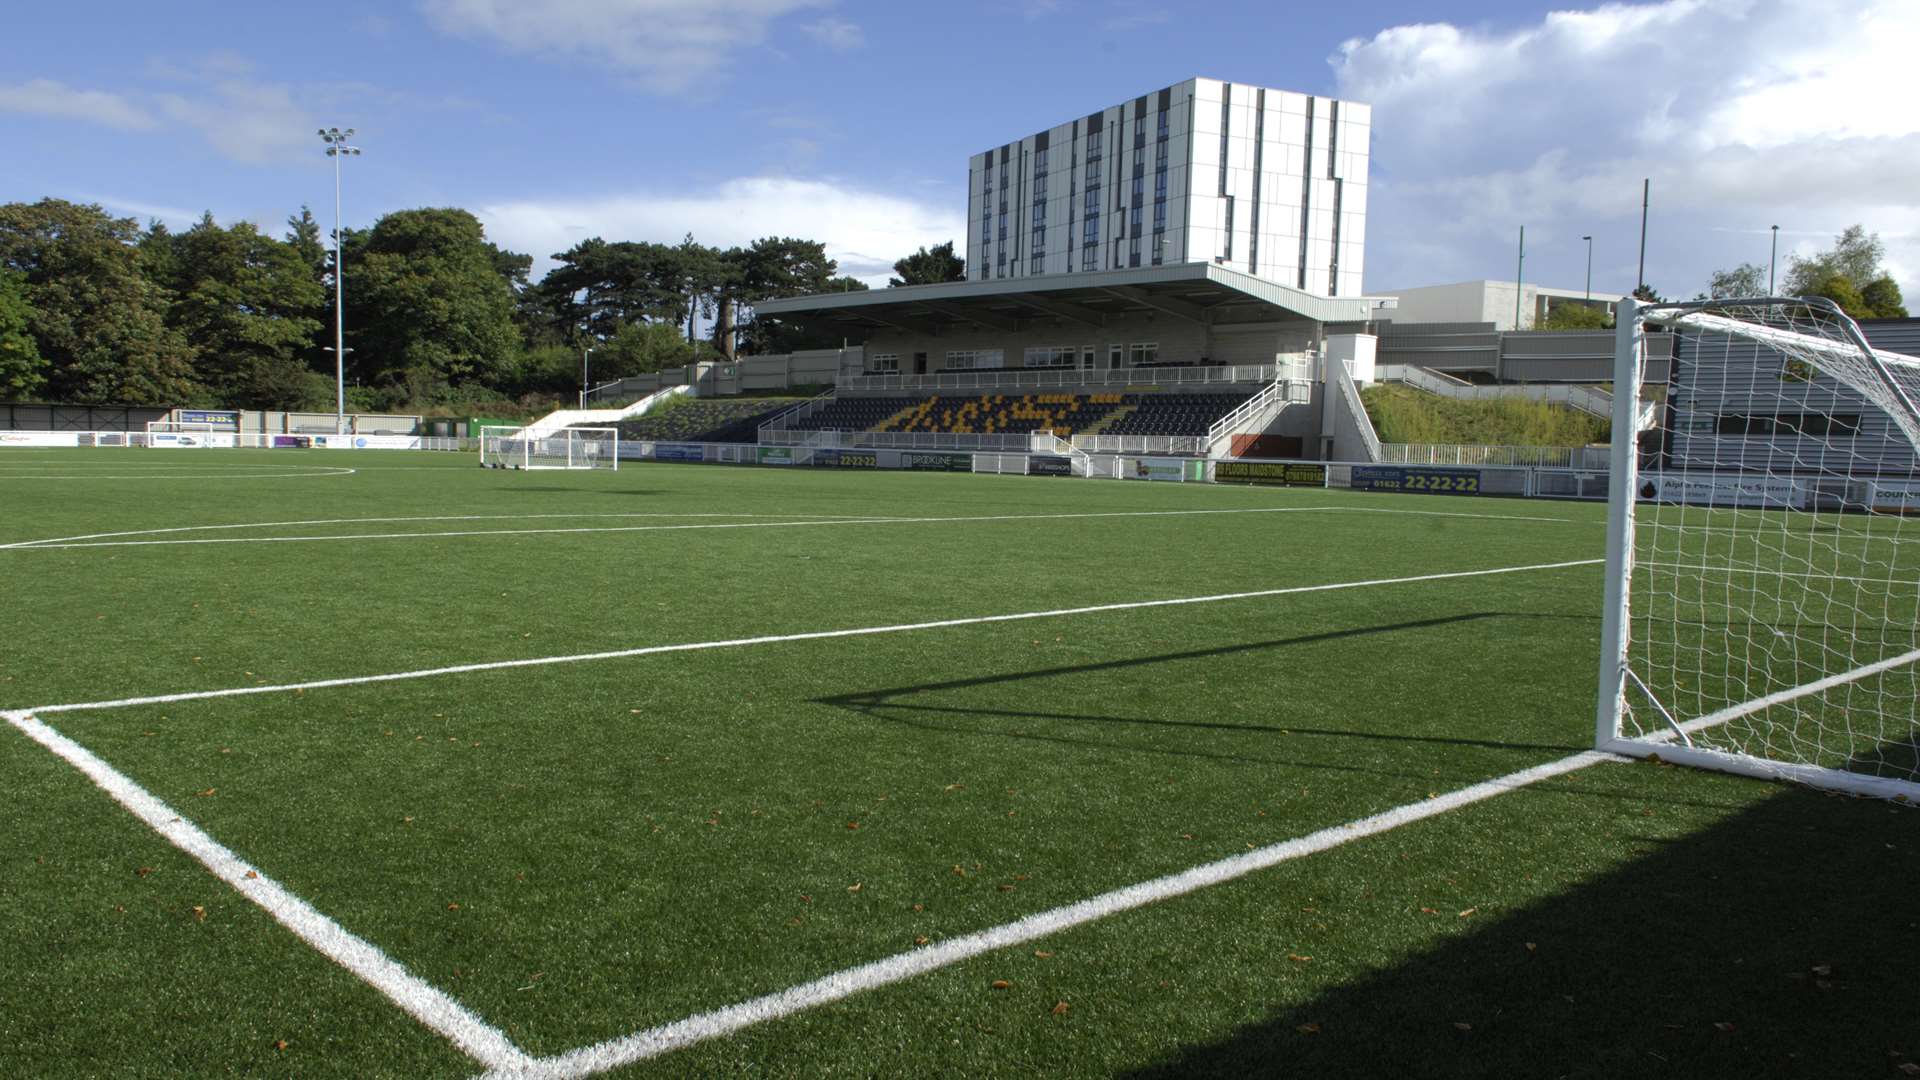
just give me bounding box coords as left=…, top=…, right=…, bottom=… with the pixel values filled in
left=2, top=447, right=1914, bottom=1078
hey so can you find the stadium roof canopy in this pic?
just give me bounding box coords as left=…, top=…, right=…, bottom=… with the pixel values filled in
left=754, top=262, right=1392, bottom=336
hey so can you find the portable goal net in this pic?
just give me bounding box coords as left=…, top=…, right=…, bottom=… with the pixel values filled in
left=1598, top=296, right=1920, bottom=801
left=479, top=426, right=619, bottom=471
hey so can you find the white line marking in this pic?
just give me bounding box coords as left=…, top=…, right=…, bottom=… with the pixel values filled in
left=0, top=504, right=1580, bottom=551
left=1647, top=646, right=1920, bottom=740
left=0, top=512, right=884, bottom=550
left=0, top=466, right=356, bottom=480
left=485, top=749, right=1615, bottom=1079
left=23, top=558, right=1601, bottom=717
left=1, top=709, right=533, bottom=1071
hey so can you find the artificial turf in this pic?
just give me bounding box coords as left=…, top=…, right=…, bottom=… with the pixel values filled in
left=0, top=447, right=1913, bottom=1077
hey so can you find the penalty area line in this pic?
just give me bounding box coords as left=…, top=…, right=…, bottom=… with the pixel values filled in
left=0, top=710, right=534, bottom=1072
left=26, top=557, right=1602, bottom=717
left=487, top=749, right=1616, bottom=1079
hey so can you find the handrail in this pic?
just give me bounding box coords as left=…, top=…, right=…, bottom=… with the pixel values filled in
left=837, top=363, right=1286, bottom=393
left=756, top=387, right=837, bottom=437
left=1333, top=362, right=1382, bottom=463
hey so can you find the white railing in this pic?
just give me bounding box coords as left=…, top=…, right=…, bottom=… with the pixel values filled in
left=837, top=363, right=1283, bottom=393
left=1070, top=434, right=1207, bottom=456
left=1333, top=361, right=1382, bottom=463
left=1378, top=363, right=1631, bottom=421
left=1375, top=443, right=1612, bottom=469
left=755, top=388, right=838, bottom=439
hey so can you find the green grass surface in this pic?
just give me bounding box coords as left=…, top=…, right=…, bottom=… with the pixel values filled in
left=1, top=447, right=1914, bottom=1077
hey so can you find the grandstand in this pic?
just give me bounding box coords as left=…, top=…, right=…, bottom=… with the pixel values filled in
left=612, top=396, right=807, bottom=444
left=760, top=389, right=1265, bottom=445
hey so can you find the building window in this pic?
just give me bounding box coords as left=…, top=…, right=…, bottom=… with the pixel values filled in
left=1222, top=196, right=1235, bottom=261
left=1128, top=233, right=1141, bottom=267
left=1128, top=342, right=1159, bottom=366
left=867, top=353, right=899, bottom=373
left=945, top=349, right=1005, bottom=370
left=1023, top=346, right=1078, bottom=368
left=1715, top=413, right=1861, bottom=437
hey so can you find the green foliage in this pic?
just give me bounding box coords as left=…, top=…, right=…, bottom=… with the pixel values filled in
left=0, top=268, right=46, bottom=398
left=601, top=320, right=698, bottom=377
left=1360, top=383, right=1609, bottom=447
left=1785, top=224, right=1884, bottom=296
left=344, top=208, right=520, bottom=399
left=0, top=199, right=198, bottom=405
left=1706, top=262, right=1766, bottom=299
left=1537, top=302, right=1611, bottom=330
left=151, top=213, right=327, bottom=408
left=1804, top=273, right=1872, bottom=320
left=1630, top=283, right=1665, bottom=303
left=888, top=240, right=965, bottom=286
left=1858, top=275, right=1907, bottom=318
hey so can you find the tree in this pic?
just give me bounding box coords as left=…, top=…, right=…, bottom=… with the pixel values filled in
left=1538, top=302, right=1612, bottom=330
left=343, top=208, right=519, bottom=401
left=0, top=269, right=46, bottom=399
left=152, top=213, right=327, bottom=407
left=1785, top=225, right=1885, bottom=296
left=0, top=199, right=198, bottom=405
left=889, top=241, right=965, bottom=286
left=1706, top=262, right=1766, bottom=300
left=1631, top=283, right=1665, bottom=303
left=1804, top=273, right=1872, bottom=320
left=1859, top=276, right=1908, bottom=319
left=600, top=320, right=697, bottom=377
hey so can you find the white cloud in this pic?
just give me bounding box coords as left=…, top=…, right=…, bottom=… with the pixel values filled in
left=0, top=79, right=154, bottom=130
left=157, top=78, right=316, bottom=166
left=802, top=17, right=863, bottom=51
left=1334, top=0, right=1920, bottom=301
left=475, top=176, right=966, bottom=285
left=420, top=0, right=832, bottom=92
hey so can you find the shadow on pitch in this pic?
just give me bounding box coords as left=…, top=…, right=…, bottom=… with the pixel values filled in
left=816, top=613, right=1596, bottom=768
left=1115, top=763, right=1920, bottom=1079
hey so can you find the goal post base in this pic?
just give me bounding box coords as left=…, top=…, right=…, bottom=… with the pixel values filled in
left=1599, top=738, right=1920, bottom=803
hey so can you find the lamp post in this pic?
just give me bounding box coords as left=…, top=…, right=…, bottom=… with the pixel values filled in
left=580, top=347, right=595, bottom=409
left=1769, top=224, right=1779, bottom=295
left=320, top=127, right=361, bottom=435
left=1514, top=225, right=1526, bottom=331
left=1582, top=235, right=1593, bottom=302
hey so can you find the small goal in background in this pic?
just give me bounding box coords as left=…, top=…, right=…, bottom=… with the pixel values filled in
left=478, top=426, right=619, bottom=471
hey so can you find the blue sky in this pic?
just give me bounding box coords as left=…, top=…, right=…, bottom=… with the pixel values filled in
left=4, top=0, right=1915, bottom=300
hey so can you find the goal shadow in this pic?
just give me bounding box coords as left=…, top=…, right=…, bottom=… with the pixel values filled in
left=1118, top=762, right=1920, bottom=1079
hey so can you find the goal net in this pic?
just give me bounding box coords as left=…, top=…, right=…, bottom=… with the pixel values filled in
left=144, top=421, right=231, bottom=448
left=1598, top=296, right=1920, bottom=801
left=479, top=426, right=619, bottom=471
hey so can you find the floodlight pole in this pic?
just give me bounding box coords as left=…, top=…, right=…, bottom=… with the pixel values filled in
left=1514, top=225, right=1526, bottom=331
left=580, top=347, right=595, bottom=409
left=1582, top=235, right=1593, bottom=301
left=1769, top=224, right=1779, bottom=295
left=320, top=127, right=362, bottom=435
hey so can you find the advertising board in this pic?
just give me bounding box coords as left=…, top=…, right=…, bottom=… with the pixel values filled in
left=1637, top=473, right=1805, bottom=509
left=1350, top=465, right=1483, bottom=496
left=178, top=409, right=240, bottom=429
left=757, top=446, right=796, bottom=465
left=1130, top=457, right=1187, bottom=482
left=1028, top=455, right=1074, bottom=476
left=1867, top=480, right=1920, bottom=513
left=812, top=450, right=879, bottom=468
left=901, top=451, right=973, bottom=471
left=1215, top=461, right=1327, bottom=487
left=653, top=443, right=706, bottom=463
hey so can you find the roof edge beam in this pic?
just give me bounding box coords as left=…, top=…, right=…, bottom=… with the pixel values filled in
left=1099, top=285, right=1209, bottom=325
left=1003, top=294, right=1106, bottom=328
left=919, top=300, right=1018, bottom=332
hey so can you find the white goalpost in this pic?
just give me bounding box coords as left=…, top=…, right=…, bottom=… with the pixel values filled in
left=479, top=426, right=619, bottom=471
left=1598, top=296, right=1920, bottom=802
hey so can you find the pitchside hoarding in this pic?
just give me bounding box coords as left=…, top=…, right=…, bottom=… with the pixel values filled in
left=1350, top=465, right=1483, bottom=495
left=178, top=409, right=240, bottom=429
left=1215, top=461, right=1327, bottom=487
left=1029, top=455, right=1073, bottom=476
left=653, top=444, right=706, bottom=463
left=901, top=452, right=972, bottom=471
left=1638, top=474, right=1805, bottom=509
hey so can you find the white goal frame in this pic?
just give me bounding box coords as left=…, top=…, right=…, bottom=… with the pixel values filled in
left=144, top=420, right=226, bottom=448
left=478, top=426, right=619, bottom=471
left=1597, top=296, right=1920, bottom=802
